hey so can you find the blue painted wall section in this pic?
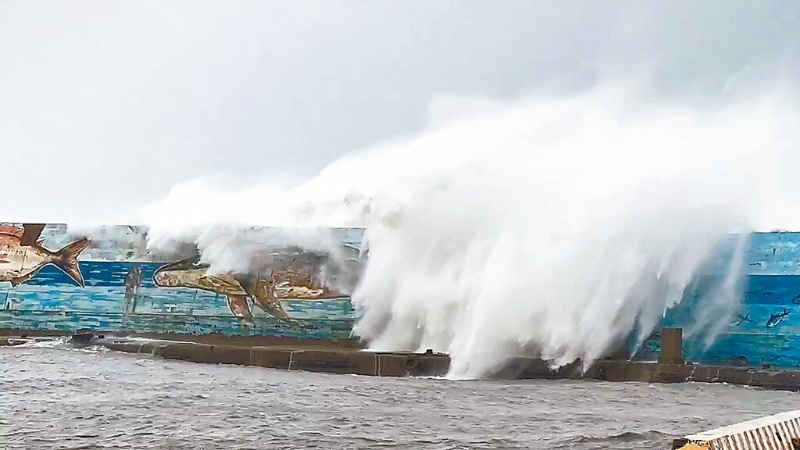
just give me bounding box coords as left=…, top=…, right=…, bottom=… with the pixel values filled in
left=635, top=232, right=800, bottom=369
left=3, top=223, right=800, bottom=368
left=0, top=224, right=365, bottom=340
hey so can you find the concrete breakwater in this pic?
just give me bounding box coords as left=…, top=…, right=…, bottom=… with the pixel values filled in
left=0, top=334, right=450, bottom=378
left=494, top=357, right=800, bottom=392
left=94, top=337, right=451, bottom=378
left=4, top=331, right=800, bottom=391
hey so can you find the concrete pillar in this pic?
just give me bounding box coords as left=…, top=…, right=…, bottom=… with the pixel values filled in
left=659, top=327, right=683, bottom=365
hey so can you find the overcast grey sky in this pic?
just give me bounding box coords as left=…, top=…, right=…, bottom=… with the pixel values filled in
left=1, top=1, right=798, bottom=222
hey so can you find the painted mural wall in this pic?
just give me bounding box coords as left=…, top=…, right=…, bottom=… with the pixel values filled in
left=2, top=222, right=800, bottom=368
left=635, top=232, right=800, bottom=369
left=0, top=223, right=365, bottom=340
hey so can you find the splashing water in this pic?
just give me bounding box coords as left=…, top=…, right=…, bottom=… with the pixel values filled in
left=141, top=83, right=799, bottom=378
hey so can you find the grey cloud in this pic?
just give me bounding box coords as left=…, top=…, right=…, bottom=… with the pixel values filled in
left=0, top=0, right=797, bottom=222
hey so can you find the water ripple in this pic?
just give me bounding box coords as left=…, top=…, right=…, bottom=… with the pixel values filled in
left=1, top=347, right=797, bottom=449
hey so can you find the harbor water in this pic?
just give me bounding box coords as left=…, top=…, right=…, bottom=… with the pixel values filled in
left=1, top=342, right=796, bottom=449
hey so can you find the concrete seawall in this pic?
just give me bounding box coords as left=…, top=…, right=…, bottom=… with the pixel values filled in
left=93, top=338, right=451, bottom=377
left=0, top=334, right=450, bottom=378
left=494, top=357, right=800, bottom=391
left=0, top=329, right=364, bottom=348
left=4, top=332, right=800, bottom=390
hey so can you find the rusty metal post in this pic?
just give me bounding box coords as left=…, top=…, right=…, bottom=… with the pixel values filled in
left=659, top=327, right=683, bottom=365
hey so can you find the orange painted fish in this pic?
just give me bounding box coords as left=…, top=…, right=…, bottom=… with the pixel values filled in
left=0, top=224, right=90, bottom=287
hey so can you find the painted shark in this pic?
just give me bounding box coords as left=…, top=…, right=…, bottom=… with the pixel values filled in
left=0, top=223, right=90, bottom=287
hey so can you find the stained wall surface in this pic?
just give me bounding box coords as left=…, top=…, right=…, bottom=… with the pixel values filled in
left=0, top=223, right=365, bottom=340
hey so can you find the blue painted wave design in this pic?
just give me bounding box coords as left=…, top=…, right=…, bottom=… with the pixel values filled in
left=637, top=332, right=800, bottom=370
left=634, top=273, right=800, bottom=368
left=0, top=310, right=356, bottom=339
left=662, top=275, right=800, bottom=333
left=0, top=260, right=359, bottom=339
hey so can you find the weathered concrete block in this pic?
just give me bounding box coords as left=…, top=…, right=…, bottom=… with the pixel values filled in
left=103, top=340, right=153, bottom=354
left=140, top=342, right=160, bottom=355
left=352, top=352, right=380, bottom=376
left=487, top=357, right=583, bottom=380
left=208, top=345, right=252, bottom=366
left=653, top=363, right=693, bottom=383
left=592, top=360, right=655, bottom=382
left=685, top=365, right=717, bottom=383
left=413, top=354, right=450, bottom=377
left=153, top=342, right=217, bottom=364
left=713, top=367, right=754, bottom=386
left=659, top=328, right=683, bottom=365
left=250, top=348, right=292, bottom=369
left=288, top=350, right=375, bottom=375
left=377, top=354, right=410, bottom=377
left=750, top=370, right=800, bottom=391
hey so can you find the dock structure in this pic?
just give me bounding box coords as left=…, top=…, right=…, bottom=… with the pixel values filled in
left=672, top=410, right=800, bottom=450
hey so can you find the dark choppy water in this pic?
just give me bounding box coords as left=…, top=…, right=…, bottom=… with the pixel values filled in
left=1, top=343, right=797, bottom=449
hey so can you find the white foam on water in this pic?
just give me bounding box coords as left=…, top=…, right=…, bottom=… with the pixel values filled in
left=141, top=82, right=800, bottom=378
left=9, top=337, right=117, bottom=355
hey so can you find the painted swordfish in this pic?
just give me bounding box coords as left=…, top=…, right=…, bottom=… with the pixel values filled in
left=0, top=223, right=91, bottom=287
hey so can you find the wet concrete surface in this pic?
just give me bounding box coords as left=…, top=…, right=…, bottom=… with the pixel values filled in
left=2, top=342, right=798, bottom=449
left=6, top=334, right=800, bottom=392
left=0, top=329, right=362, bottom=348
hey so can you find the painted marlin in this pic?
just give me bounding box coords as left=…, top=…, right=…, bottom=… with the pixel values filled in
left=0, top=224, right=90, bottom=287
left=152, top=247, right=361, bottom=324
left=732, top=312, right=752, bottom=326
left=766, top=308, right=790, bottom=329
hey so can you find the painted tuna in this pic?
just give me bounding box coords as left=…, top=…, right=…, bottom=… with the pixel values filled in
left=0, top=224, right=90, bottom=287
left=766, top=308, right=790, bottom=329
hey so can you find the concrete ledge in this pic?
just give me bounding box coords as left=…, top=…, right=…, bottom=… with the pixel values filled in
left=4, top=333, right=800, bottom=390
left=591, top=360, right=800, bottom=392
left=0, top=329, right=362, bottom=348
left=92, top=337, right=451, bottom=378
left=77, top=336, right=800, bottom=388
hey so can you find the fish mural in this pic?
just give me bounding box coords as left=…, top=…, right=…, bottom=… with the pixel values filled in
left=152, top=245, right=363, bottom=325
left=0, top=223, right=90, bottom=287
left=3, top=223, right=800, bottom=366
left=732, top=312, right=752, bottom=326
left=766, top=308, right=790, bottom=329
left=0, top=223, right=365, bottom=340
